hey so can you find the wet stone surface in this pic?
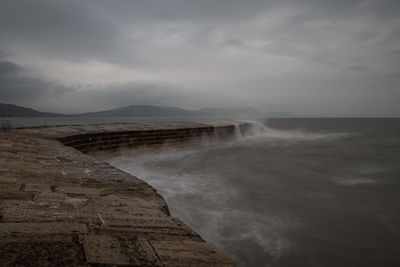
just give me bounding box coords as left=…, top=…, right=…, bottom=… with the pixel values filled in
left=0, top=122, right=239, bottom=266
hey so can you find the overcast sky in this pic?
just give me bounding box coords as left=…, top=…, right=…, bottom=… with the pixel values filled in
left=0, top=0, right=399, bottom=116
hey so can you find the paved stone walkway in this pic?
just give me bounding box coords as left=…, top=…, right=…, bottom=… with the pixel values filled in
left=0, top=123, right=236, bottom=266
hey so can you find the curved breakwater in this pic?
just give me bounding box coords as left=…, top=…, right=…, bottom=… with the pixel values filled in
left=1, top=122, right=254, bottom=266
left=59, top=123, right=253, bottom=153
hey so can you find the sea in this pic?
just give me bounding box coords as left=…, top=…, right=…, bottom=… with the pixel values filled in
left=14, top=118, right=400, bottom=266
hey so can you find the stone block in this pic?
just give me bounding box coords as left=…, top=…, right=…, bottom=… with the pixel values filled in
left=95, top=225, right=202, bottom=242
left=100, top=215, right=200, bottom=238
left=80, top=234, right=162, bottom=266
left=0, top=238, right=85, bottom=266
left=0, top=207, right=73, bottom=222
left=101, top=215, right=182, bottom=228
left=55, top=185, right=102, bottom=195
left=0, top=190, right=36, bottom=201
left=98, top=205, right=167, bottom=218
left=0, top=222, right=88, bottom=236
left=0, top=204, right=98, bottom=224
left=150, top=240, right=235, bottom=266
left=0, top=175, right=18, bottom=183
left=24, top=183, right=52, bottom=193
left=34, top=191, right=65, bottom=202
left=0, top=181, right=20, bottom=191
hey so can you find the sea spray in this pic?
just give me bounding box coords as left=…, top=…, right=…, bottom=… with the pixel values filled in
left=237, top=120, right=349, bottom=141
left=233, top=123, right=243, bottom=140
left=99, top=143, right=298, bottom=266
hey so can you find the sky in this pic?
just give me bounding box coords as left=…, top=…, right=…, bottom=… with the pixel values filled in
left=0, top=0, right=399, bottom=116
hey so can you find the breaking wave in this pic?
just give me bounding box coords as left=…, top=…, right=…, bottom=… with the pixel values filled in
left=235, top=120, right=349, bottom=142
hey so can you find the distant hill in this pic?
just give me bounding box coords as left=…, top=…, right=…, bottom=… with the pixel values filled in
left=0, top=103, right=65, bottom=117
left=78, top=105, right=263, bottom=118
left=0, top=103, right=263, bottom=118
left=78, top=105, right=197, bottom=117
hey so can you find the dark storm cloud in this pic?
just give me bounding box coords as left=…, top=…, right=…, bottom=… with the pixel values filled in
left=0, top=0, right=399, bottom=116
left=347, top=65, right=369, bottom=71
left=1, top=0, right=398, bottom=67
left=1, top=0, right=395, bottom=64
left=0, top=0, right=121, bottom=62
left=92, top=0, right=276, bottom=22
left=92, top=0, right=400, bottom=23
left=0, top=59, right=69, bottom=103
left=0, top=61, right=21, bottom=75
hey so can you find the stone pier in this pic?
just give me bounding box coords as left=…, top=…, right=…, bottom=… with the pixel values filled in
left=0, top=122, right=248, bottom=266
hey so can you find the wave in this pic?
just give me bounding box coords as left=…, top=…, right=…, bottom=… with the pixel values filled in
left=232, top=120, right=350, bottom=142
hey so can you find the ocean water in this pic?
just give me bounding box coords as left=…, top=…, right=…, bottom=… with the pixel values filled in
left=97, top=118, right=400, bottom=267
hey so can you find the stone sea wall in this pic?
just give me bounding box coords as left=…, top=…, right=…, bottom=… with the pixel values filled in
left=0, top=122, right=250, bottom=266
left=58, top=124, right=250, bottom=153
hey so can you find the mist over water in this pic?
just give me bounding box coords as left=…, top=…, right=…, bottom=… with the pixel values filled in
left=97, top=119, right=400, bottom=267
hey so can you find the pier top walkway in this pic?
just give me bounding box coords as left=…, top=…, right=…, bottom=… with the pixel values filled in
left=16, top=122, right=234, bottom=138
left=0, top=123, right=236, bottom=266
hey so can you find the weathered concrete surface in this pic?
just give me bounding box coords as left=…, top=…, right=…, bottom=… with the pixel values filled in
left=1, top=122, right=238, bottom=266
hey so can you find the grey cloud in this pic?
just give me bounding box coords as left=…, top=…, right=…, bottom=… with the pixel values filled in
left=90, top=0, right=276, bottom=23
left=0, top=61, right=21, bottom=75
left=1, top=0, right=399, bottom=68
left=0, top=0, right=399, bottom=116
left=347, top=65, right=369, bottom=71
left=0, top=0, right=121, bottom=62
left=0, top=60, right=70, bottom=103
left=93, top=0, right=400, bottom=24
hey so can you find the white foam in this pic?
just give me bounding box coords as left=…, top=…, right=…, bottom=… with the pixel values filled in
left=233, top=123, right=243, bottom=140
left=333, top=166, right=385, bottom=186
left=237, top=120, right=349, bottom=142
left=335, top=177, right=378, bottom=186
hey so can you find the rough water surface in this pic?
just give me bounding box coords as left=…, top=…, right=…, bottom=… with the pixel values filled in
left=99, top=119, right=400, bottom=267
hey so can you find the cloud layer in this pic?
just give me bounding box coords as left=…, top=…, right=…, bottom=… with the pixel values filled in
left=0, top=0, right=399, bottom=116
